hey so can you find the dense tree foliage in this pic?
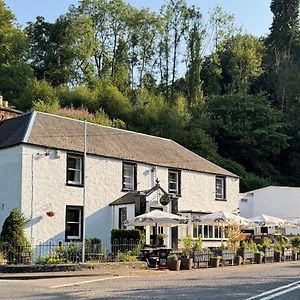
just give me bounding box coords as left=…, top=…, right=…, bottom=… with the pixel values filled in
left=2, top=0, right=300, bottom=192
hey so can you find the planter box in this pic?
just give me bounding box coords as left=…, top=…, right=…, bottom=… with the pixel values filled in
left=238, top=249, right=254, bottom=264
left=263, top=248, right=274, bottom=263
left=213, top=250, right=234, bottom=266
left=193, top=251, right=210, bottom=268
left=282, top=248, right=293, bottom=261
left=180, top=257, right=193, bottom=270
left=167, top=259, right=181, bottom=271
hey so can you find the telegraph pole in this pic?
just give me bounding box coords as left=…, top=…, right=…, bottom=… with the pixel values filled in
left=82, top=120, right=87, bottom=263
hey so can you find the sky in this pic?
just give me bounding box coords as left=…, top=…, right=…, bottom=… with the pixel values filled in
left=5, top=0, right=273, bottom=37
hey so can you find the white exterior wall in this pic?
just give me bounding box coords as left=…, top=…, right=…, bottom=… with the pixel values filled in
left=240, top=186, right=300, bottom=221
left=0, top=146, right=22, bottom=229
left=1, top=144, right=240, bottom=246
left=240, top=186, right=300, bottom=235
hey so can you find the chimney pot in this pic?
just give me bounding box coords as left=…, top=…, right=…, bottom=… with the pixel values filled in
left=3, top=101, right=8, bottom=108
left=0, top=95, right=3, bottom=107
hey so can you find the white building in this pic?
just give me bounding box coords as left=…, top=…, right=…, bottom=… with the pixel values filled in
left=0, top=111, right=240, bottom=248
left=240, top=186, right=300, bottom=234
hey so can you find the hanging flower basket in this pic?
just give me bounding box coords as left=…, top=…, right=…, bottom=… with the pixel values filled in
left=46, top=211, right=55, bottom=217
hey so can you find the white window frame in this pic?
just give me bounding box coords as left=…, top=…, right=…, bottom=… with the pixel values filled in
left=168, top=169, right=181, bottom=195
left=193, top=224, right=225, bottom=240
left=67, top=154, right=83, bottom=185
left=216, top=176, right=226, bottom=200
left=122, top=162, right=136, bottom=191
left=66, top=206, right=83, bottom=241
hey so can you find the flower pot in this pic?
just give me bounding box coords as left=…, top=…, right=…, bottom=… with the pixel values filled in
left=180, top=257, right=193, bottom=270
left=211, top=257, right=221, bottom=268
left=274, top=251, right=281, bottom=262
left=167, top=259, right=181, bottom=271
left=235, top=255, right=242, bottom=266
left=254, top=252, right=263, bottom=264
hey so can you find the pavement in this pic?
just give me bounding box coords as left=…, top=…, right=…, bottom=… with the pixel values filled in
left=0, top=261, right=166, bottom=280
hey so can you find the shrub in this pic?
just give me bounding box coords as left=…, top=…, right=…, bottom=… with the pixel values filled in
left=0, top=209, right=31, bottom=264
left=291, top=237, right=300, bottom=249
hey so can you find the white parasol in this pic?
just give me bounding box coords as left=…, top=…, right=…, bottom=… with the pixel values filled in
left=195, top=211, right=253, bottom=226
left=250, top=214, right=295, bottom=227
left=124, top=210, right=188, bottom=227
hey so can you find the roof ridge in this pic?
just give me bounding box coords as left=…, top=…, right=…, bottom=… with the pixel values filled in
left=35, top=111, right=172, bottom=142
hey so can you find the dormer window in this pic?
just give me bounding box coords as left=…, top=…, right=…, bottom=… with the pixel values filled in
left=122, top=162, right=137, bottom=191
left=168, top=169, right=181, bottom=195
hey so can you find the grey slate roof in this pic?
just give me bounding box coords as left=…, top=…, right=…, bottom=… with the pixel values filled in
left=0, top=111, right=237, bottom=177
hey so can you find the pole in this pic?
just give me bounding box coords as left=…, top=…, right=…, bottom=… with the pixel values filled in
left=82, top=120, right=87, bottom=263
left=30, top=154, right=34, bottom=245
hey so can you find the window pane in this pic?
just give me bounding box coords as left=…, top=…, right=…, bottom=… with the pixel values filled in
left=208, top=226, right=213, bottom=238
left=67, top=209, right=80, bottom=222
left=123, top=163, right=135, bottom=190
left=67, top=155, right=82, bottom=184
left=203, top=225, right=208, bottom=238
left=169, top=170, right=180, bottom=194
left=193, top=225, right=198, bottom=238
left=66, top=223, right=80, bottom=237
left=119, top=207, right=127, bottom=229
left=216, top=177, right=224, bottom=199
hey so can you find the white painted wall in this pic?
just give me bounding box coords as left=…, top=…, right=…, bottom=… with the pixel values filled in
left=0, top=146, right=22, bottom=229
left=240, top=186, right=300, bottom=235
left=240, top=186, right=300, bottom=221
left=1, top=144, right=240, bottom=246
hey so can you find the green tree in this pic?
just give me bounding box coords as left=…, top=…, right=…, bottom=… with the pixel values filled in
left=185, top=6, right=204, bottom=104
left=0, top=0, right=33, bottom=107
left=26, top=16, right=74, bottom=86
left=263, top=0, right=300, bottom=114
left=218, top=34, right=264, bottom=94
left=203, top=94, right=289, bottom=180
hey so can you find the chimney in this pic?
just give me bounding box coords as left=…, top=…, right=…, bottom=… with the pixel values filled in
left=0, top=95, right=3, bottom=107
left=3, top=101, right=8, bottom=108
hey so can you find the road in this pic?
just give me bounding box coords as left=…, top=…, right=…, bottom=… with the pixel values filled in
left=1, top=261, right=300, bottom=299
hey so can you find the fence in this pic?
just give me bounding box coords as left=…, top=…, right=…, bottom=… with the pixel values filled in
left=0, top=239, right=141, bottom=265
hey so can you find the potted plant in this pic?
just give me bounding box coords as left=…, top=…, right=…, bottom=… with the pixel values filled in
left=167, top=254, right=181, bottom=271
left=291, top=237, right=300, bottom=260
left=157, top=233, right=167, bottom=246
left=180, top=235, right=194, bottom=270
left=273, top=243, right=282, bottom=262
left=210, top=255, right=221, bottom=267
left=254, top=251, right=264, bottom=264
left=238, top=241, right=254, bottom=264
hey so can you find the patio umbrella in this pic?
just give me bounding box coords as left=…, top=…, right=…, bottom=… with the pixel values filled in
left=195, top=211, right=253, bottom=226
left=124, top=210, right=188, bottom=227
left=250, top=214, right=295, bottom=227
left=124, top=210, right=188, bottom=247
left=193, top=211, right=253, bottom=244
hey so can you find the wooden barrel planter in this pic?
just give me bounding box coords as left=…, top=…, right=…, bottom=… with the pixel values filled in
left=210, top=256, right=221, bottom=268
left=254, top=252, right=263, bottom=264
left=180, top=257, right=193, bottom=270
left=274, top=251, right=281, bottom=262
left=167, top=258, right=181, bottom=271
